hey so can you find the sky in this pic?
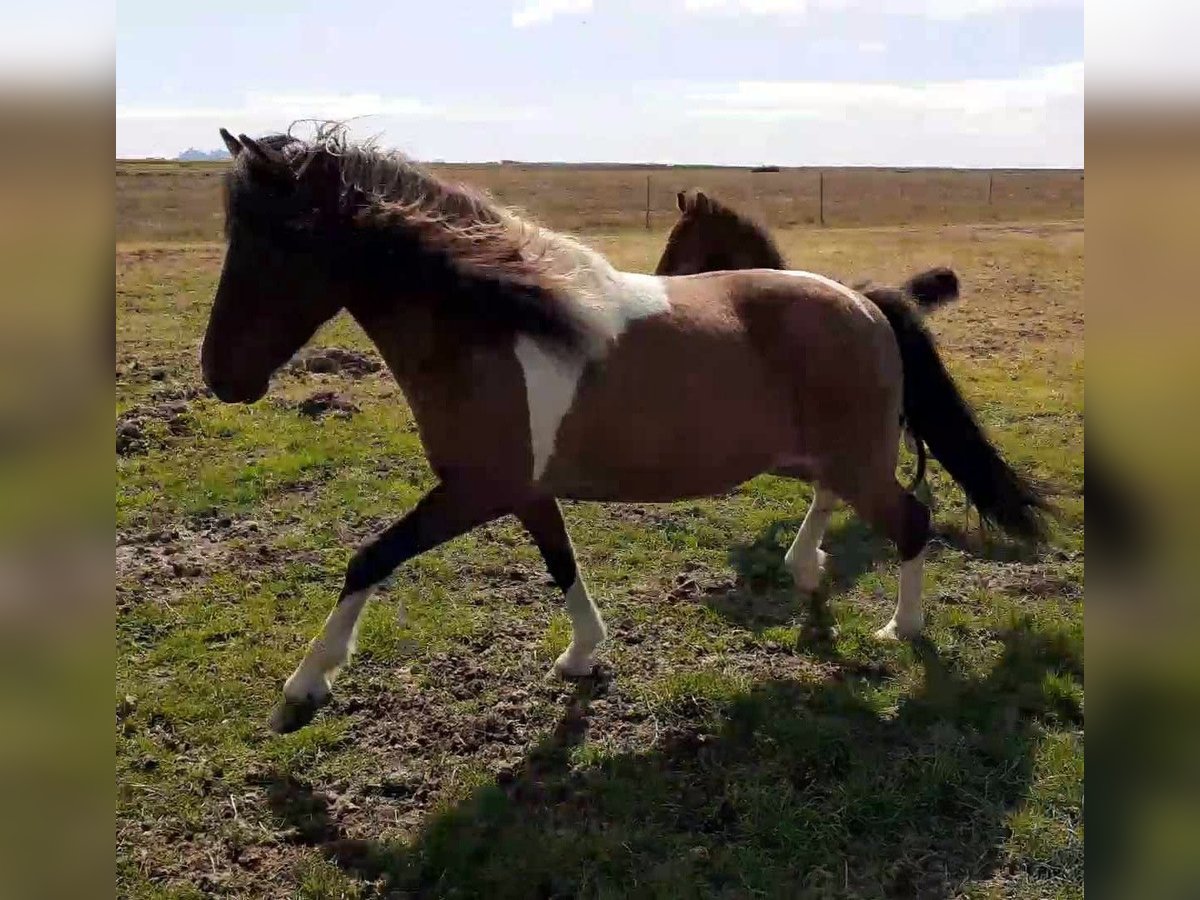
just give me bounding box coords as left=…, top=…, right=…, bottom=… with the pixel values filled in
left=113, top=0, right=1086, bottom=167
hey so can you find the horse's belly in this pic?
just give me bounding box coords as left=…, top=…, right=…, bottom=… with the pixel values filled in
left=546, top=452, right=777, bottom=502
left=542, top=371, right=794, bottom=501
left=527, top=299, right=812, bottom=500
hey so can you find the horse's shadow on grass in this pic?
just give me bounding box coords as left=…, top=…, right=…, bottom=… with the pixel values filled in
left=269, top=624, right=1082, bottom=897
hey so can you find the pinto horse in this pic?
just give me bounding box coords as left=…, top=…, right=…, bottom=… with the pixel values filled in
left=202, top=127, right=1047, bottom=734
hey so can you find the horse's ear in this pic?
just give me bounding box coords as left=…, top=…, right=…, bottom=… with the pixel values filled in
left=694, top=191, right=712, bottom=215
left=676, top=191, right=689, bottom=213
left=219, top=128, right=242, bottom=158
left=238, top=133, right=287, bottom=168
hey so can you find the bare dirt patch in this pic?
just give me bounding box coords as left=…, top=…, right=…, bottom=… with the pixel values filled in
left=116, top=519, right=253, bottom=590
left=116, top=399, right=196, bottom=456
left=287, top=347, right=383, bottom=379
left=115, top=515, right=325, bottom=614
left=291, top=391, right=361, bottom=420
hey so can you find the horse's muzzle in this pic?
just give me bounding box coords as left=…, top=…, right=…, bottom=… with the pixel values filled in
left=203, top=369, right=268, bottom=404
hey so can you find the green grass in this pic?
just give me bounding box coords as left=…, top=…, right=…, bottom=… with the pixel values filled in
left=117, top=222, right=1083, bottom=898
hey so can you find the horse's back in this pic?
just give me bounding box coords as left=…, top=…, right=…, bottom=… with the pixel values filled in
left=664, top=269, right=900, bottom=389
left=664, top=269, right=905, bottom=473
left=538, top=269, right=902, bottom=500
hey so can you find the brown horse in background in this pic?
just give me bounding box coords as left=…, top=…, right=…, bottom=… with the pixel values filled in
left=656, top=189, right=1043, bottom=522
left=202, top=126, right=1047, bottom=735
left=656, top=190, right=960, bottom=314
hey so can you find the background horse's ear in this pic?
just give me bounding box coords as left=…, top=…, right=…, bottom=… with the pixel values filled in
left=219, top=128, right=243, bottom=158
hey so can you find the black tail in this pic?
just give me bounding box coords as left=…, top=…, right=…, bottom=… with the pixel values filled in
left=863, top=286, right=1051, bottom=541
left=851, top=266, right=959, bottom=314
left=903, top=266, right=960, bottom=310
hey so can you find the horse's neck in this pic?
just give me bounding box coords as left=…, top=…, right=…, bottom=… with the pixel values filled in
left=345, top=291, right=453, bottom=390
left=345, top=224, right=620, bottom=382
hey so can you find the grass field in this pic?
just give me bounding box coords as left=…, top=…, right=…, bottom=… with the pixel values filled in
left=116, top=162, right=1084, bottom=898
left=116, top=159, right=1083, bottom=241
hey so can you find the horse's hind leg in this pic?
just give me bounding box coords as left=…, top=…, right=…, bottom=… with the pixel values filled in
left=516, top=495, right=606, bottom=677
left=844, top=475, right=932, bottom=641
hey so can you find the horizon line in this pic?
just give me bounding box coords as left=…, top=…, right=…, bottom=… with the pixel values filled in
left=116, top=156, right=1085, bottom=172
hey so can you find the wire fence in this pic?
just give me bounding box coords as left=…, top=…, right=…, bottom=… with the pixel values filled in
left=116, top=161, right=1085, bottom=243
left=443, top=165, right=1085, bottom=232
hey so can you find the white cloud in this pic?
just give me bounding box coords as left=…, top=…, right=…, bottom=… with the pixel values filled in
left=684, top=0, right=804, bottom=12
left=511, top=0, right=593, bottom=28
left=680, top=0, right=1080, bottom=19
left=627, top=61, right=1085, bottom=167
left=684, top=61, right=1083, bottom=119
left=908, top=0, right=1080, bottom=18
left=114, top=67, right=1082, bottom=167
left=115, top=92, right=544, bottom=125
left=858, top=39, right=886, bottom=53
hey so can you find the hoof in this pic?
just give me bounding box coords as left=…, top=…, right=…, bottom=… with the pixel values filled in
left=268, top=693, right=328, bottom=734
left=550, top=646, right=598, bottom=679
left=873, top=618, right=923, bottom=642
left=788, top=548, right=828, bottom=593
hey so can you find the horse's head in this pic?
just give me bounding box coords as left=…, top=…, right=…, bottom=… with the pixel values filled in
left=654, top=189, right=786, bottom=276
left=201, top=128, right=347, bottom=403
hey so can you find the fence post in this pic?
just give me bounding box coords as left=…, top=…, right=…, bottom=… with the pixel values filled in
left=818, top=170, right=825, bottom=227
left=986, top=172, right=994, bottom=206
left=645, top=174, right=651, bottom=230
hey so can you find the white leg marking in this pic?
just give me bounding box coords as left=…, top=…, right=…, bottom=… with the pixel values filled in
left=283, top=587, right=375, bottom=703
left=553, top=577, right=607, bottom=677
left=514, top=336, right=586, bottom=481
left=875, top=551, right=926, bottom=641
left=784, top=487, right=836, bottom=592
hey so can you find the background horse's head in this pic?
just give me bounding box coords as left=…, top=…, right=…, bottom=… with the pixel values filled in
left=201, top=128, right=348, bottom=403
left=655, top=190, right=786, bottom=276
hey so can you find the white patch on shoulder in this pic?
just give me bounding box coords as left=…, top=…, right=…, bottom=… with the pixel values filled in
left=777, top=270, right=877, bottom=320
left=609, top=271, right=671, bottom=333
left=529, top=226, right=671, bottom=348
left=514, top=335, right=587, bottom=481
left=511, top=228, right=672, bottom=481
left=568, top=263, right=671, bottom=345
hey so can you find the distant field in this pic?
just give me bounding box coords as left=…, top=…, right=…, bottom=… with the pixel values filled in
left=117, top=160, right=1083, bottom=898
left=116, top=159, right=1084, bottom=242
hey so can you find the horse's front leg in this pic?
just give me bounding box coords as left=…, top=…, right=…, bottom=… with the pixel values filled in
left=270, top=481, right=511, bottom=733
left=516, top=495, right=606, bottom=677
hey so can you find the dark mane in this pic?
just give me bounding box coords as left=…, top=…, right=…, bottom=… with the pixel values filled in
left=700, top=194, right=787, bottom=269
left=223, top=124, right=598, bottom=351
